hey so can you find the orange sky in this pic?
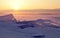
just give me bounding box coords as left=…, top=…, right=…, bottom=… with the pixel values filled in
left=0, top=0, right=60, bottom=10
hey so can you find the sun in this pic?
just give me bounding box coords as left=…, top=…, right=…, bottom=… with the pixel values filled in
left=13, top=5, right=19, bottom=10
left=9, top=0, right=24, bottom=10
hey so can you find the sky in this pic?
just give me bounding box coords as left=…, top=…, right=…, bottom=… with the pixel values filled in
left=0, top=0, right=60, bottom=10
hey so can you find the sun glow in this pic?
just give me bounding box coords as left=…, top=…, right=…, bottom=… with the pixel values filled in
left=9, top=0, right=24, bottom=10
left=12, top=5, right=19, bottom=10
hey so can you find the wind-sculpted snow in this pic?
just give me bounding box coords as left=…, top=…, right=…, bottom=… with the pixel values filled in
left=17, top=18, right=60, bottom=29
left=0, top=21, right=60, bottom=38
left=0, top=14, right=60, bottom=38
left=0, top=14, right=16, bottom=22
left=16, top=17, right=60, bottom=38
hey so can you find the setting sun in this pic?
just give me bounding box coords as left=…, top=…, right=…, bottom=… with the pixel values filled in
left=12, top=5, right=19, bottom=10
left=8, top=0, right=25, bottom=10
left=0, top=0, right=60, bottom=10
